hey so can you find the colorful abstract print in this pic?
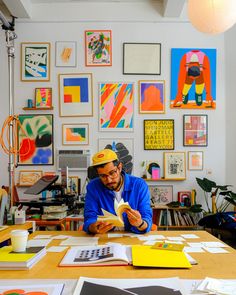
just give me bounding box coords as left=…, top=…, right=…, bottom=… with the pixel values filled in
left=63, top=77, right=89, bottom=103
left=18, top=115, right=53, bottom=165
left=100, top=83, right=134, bottom=130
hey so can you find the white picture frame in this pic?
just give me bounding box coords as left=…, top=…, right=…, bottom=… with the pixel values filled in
left=55, top=41, right=77, bottom=67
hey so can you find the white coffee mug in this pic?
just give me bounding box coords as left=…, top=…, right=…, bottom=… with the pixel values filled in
left=10, top=230, right=29, bottom=252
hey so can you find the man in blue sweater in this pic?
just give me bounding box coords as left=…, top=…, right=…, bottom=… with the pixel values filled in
left=83, top=149, right=152, bottom=234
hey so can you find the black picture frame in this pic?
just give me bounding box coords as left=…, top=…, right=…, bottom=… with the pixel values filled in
left=144, top=119, right=175, bottom=150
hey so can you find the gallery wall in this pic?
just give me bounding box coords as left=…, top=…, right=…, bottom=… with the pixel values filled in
left=0, top=1, right=233, bottom=209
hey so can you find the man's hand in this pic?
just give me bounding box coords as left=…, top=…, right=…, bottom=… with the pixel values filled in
left=88, top=221, right=114, bottom=234
left=125, top=209, right=143, bottom=227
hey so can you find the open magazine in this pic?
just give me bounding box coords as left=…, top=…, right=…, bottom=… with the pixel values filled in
left=59, top=244, right=132, bottom=267
left=97, top=199, right=131, bottom=227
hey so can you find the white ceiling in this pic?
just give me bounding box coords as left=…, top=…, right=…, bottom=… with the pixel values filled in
left=0, top=0, right=186, bottom=19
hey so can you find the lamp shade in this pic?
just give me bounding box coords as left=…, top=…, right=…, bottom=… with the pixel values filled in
left=188, top=0, right=236, bottom=34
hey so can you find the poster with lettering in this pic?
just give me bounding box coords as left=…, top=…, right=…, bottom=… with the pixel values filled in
left=144, top=120, right=174, bottom=150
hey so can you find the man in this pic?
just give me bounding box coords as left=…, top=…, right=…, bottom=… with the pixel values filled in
left=83, top=149, right=152, bottom=234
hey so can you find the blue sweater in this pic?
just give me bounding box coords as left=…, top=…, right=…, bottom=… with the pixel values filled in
left=83, top=172, right=153, bottom=234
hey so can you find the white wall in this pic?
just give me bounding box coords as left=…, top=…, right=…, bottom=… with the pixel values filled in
left=0, top=2, right=229, bottom=209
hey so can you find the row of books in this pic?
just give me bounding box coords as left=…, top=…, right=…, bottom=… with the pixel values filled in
left=0, top=246, right=46, bottom=270
left=156, top=209, right=203, bottom=227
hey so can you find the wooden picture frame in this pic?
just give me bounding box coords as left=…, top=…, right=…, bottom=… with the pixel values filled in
left=123, top=43, right=161, bottom=75
left=188, top=151, right=203, bottom=170
left=99, top=82, right=134, bottom=131
left=21, top=42, right=50, bottom=81
left=85, top=30, right=112, bottom=66
left=18, top=170, right=43, bottom=186
left=62, top=124, right=89, bottom=145
left=183, top=115, right=208, bottom=146
left=178, top=191, right=192, bottom=207
left=164, top=152, right=186, bottom=180
left=18, top=114, right=54, bottom=165
left=149, top=185, right=173, bottom=206
left=68, top=176, right=80, bottom=195
left=59, top=73, right=93, bottom=117
left=139, top=80, right=165, bottom=114
left=35, top=88, right=52, bottom=108
left=55, top=41, right=77, bottom=67
left=144, top=120, right=174, bottom=150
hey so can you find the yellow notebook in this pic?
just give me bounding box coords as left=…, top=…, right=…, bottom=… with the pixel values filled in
left=132, top=245, right=192, bottom=269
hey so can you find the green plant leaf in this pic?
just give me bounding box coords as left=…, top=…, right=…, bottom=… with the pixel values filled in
left=196, top=177, right=216, bottom=192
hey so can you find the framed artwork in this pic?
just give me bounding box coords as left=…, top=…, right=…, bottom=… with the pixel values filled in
left=164, top=152, right=186, bottom=180
left=144, top=120, right=174, bottom=150
left=18, top=170, right=43, bottom=186
left=139, top=80, right=165, bottom=114
left=59, top=73, right=93, bottom=117
left=178, top=191, right=192, bottom=207
left=35, top=88, right=52, bottom=108
left=188, top=151, right=203, bottom=170
left=68, top=176, right=80, bottom=195
left=62, top=124, right=89, bottom=145
left=85, top=30, right=112, bottom=66
left=123, top=43, right=161, bottom=75
left=21, top=42, right=50, bottom=81
left=149, top=185, right=173, bottom=206
left=170, top=48, right=216, bottom=109
left=18, top=114, right=54, bottom=165
left=183, top=115, right=208, bottom=146
left=55, top=41, right=77, bottom=67
left=98, top=138, right=134, bottom=157
left=99, top=82, right=134, bottom=131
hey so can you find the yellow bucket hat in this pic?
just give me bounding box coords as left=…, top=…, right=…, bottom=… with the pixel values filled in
left=92, top=149, right=118, bottom=166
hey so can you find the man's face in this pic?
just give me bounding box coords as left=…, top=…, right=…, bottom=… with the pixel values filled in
left=97, top=162, right=122, bottom=191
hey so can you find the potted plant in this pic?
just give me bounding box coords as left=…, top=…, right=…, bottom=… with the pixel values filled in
left=196, top=177, right=236, bottom=229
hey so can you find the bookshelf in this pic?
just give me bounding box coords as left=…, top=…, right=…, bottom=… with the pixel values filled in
left=152, top=205, right=203, bottom=230
left=23, top=107, right=54, bottom=110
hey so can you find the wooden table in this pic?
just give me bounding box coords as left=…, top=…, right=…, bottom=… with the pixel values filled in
left=0, top=222, right=34, bottom=244
left=0, top=230, right=235, bottom=280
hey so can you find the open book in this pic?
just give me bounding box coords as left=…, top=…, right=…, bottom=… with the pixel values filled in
left=97, top=199, right=131, bottom=227
left=59, top=244, right=132, bottom=267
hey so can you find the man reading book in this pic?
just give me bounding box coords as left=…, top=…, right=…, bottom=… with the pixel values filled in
left=83, top=149, right=152, bottom=234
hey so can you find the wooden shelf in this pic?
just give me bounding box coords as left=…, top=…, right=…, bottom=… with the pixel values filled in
left=23, top=107, right=54, bottom=110
left=144, top=178, right=186, bottom=181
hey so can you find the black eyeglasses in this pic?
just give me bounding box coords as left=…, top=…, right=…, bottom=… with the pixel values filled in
left=98, top=167, right=119, bottom=180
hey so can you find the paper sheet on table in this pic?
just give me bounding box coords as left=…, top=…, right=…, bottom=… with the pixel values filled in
left=167, top=236, right=185, bottom=241
left=47, top=246, right=68, bottom=252
left=184, top=247, right=205, bottom=253
left=33, top=235, right=52, bottom=239
left=201, top=241, right=229, bottom=248
left=60, top=237, right=99, bottom=246
left=27, top=239, right=51, bottom=247
left=51, top=235, right=70, bottom=240
left=107, top=233, right=124, bottom=238
left=203, top=247, right=229, bottom=253
left=181, top=234, right=199, bottom=239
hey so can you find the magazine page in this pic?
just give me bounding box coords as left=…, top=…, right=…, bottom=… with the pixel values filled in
left=59, top=245, right=130, bottom=266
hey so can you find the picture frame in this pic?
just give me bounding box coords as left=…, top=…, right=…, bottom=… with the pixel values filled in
left=123, top=43, right=161, bottom=75
left=85, top=30, right=112, bottom=66
left=170, top=48, right=216, bottom=109
left=183, top=115, right=208, bottom=146
left=18, top=170, right=43, bottom=186
left=139, top=80, right=165, bottom=114
left=164, top=152, right=186, bottom=180
left=62, top=124, right=89, bottom=145
left=149, top=185, right=173, bottom=206
left=188, top=151, right=203, bottom=170
left=35, top=88, right=52, bottom=108
left=21, top=42, right=50, bottom=81
left=68, top=176, right=80, bottom=195
left=55, top=41, right=77, bottom=67
left=59, top=73, right=93, bottom=117
left=99, top=82, right=134, bottom=131
left=18, top=114, right=54, bottom=165
left=178, top=191, right=192, bottom=207
left=144, top=120, right=174, bottom=150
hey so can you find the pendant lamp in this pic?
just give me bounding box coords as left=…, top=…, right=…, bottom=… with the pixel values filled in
left=188, top=0, right=236, bottom=34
